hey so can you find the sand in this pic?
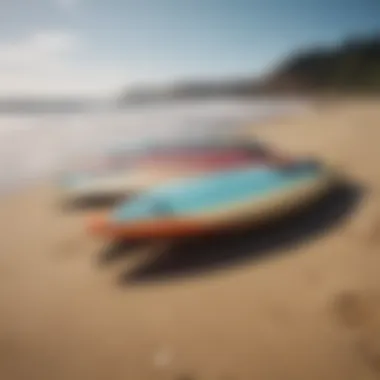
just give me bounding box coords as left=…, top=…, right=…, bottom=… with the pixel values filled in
left=1, top=99, right=380, bottom=380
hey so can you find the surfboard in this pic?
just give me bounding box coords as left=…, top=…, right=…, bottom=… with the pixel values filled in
left=88, top=160, right=336, bottom=239
left=59, top=138, right=279, bottom=204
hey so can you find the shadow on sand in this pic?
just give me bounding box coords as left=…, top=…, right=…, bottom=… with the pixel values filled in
left=106, top=180, right=365, bottom=286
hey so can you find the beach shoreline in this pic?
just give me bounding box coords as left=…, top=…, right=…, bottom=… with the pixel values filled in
left=0, top=97, right=309, bottom=197
left=1, top=98, right=380, bottom=380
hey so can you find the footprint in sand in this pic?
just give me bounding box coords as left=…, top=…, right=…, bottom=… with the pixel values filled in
left=332, top=290, right=380, bottom=373
left=332, top=290, right=371, bottom=329
left=355, top=336, right=380, bottom=373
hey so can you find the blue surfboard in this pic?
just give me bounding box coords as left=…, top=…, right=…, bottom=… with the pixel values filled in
left=112, top=161, right=322, bottom=222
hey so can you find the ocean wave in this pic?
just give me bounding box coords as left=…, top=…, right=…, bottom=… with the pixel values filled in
left=0, top=98, right=308, bottom=191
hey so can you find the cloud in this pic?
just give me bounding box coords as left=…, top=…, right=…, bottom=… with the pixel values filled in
left=0, top=31, right=128, bottom=97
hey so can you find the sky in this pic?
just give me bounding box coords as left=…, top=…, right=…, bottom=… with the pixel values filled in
left=0, top=0, right=379, bottom=97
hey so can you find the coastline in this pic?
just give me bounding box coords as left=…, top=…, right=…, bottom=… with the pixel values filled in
left=1, top=98, right=380, bottom=379
left=0, top=97, right=308, bottom=195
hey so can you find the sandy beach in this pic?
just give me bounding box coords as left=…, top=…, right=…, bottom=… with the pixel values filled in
left=1, top=99, right=380, bottom=380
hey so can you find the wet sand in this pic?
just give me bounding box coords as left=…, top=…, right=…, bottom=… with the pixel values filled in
left=1, top=99, right=380, bottom=380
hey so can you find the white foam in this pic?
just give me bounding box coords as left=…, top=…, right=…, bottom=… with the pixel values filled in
left=0, top=98, right=308, bottom=191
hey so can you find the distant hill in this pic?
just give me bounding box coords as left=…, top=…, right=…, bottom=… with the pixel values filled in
left=269, top=34, right=380, bottom=93
left=118, top=78, right=265, bottom=106
left=119, top=33, right=380, bottom=105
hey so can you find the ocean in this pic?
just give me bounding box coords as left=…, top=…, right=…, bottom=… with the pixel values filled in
left=0, top=98, right=309, bottom=193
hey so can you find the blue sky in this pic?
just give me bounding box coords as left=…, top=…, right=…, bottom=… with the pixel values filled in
left=0, top=0, right=379, bottom=96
